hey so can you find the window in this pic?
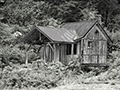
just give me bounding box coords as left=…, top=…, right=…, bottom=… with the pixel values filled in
left=66, top=44, right=77, bottom=55
left=95, top=30, right=99, bottom=39
left=66, top=44, right=72, bottom=55
left=73, top=44, right=77, bottom=54
left=88, top=41, right=93, bottom=49
left=95, top=30, right=99, bottom=34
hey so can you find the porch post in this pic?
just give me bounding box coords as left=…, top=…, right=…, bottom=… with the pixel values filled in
left=39, top=33, right=41, bottom=40
left=56, top=43, right=59, bottom=61
left=71, top=44, right=74, bottom=59
left=25, top=51, right=29, bottom=65
left=105, top=41, right=107, bottom=63
left=53, top=43, right=56, bottom=62
left=81, top=39, right=84, bottom=63
left=25, top=44, right=31, bottom=65
left=77, top=42, right=80, bottom=55
left=43, top=44, right=46, bottom=60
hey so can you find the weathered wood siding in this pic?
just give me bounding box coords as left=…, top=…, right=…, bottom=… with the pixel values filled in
left=82, top=25, right=107, bottom=64
left=46, top=42, right=81, bottom=64
left=38, top=24, right=108, bottom=65
left=65, top=42, right=81, bottom=63
left=59, top=44, right=67, bottom=64
left=45, top=43, right=67, bottom=64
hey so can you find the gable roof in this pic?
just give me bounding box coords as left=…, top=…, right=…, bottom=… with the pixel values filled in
left=96, top=23, right=112, bottom=44
left=21, top=21, right=112, bottom=44
left=21, top=26, right=75, bottom=44
left=62, top=20, right=97, bottom=39
left=36, top=26, right=75, bottom=43
left=62, top=20, right=112, bottom=44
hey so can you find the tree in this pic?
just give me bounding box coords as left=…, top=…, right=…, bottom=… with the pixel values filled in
left=97, top=0, right=120, bottom=27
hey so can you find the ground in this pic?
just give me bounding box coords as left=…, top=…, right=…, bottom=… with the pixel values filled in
left=49, top=84, right=120, bottom=90
left=5, top=84, right=120, bottom=90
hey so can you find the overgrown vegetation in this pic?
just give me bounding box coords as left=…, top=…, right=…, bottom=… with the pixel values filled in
left=0, top=60, right=84, bottom=89
left=0, top=0, right=120, bottom=89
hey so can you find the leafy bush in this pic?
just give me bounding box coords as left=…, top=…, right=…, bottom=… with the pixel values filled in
left=0, top=45, right=25, bottom=65
left=1, top=59, right=84, bottom=89
left=85, top=51, right=120, bottom=82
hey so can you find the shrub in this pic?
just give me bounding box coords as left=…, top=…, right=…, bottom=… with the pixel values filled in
left=1, top=60, right=63, bottom=89
left=1, top=59, right=85, bottom=89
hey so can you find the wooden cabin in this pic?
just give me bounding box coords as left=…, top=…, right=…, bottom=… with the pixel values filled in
left=22, top=21, right=112, bottom=66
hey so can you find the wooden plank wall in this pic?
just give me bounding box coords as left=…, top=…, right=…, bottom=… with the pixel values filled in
left=82, top=26, right=107, bottom=64
left=60, top=44, right=67, bottom=64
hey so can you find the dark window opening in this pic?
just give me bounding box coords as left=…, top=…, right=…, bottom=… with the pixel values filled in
left=66, top=44, right=77, bottom=55
left=66, top=44, right=72, bottom=55
left=88, top=41, right=93, bottom=49
left=95, top=30, right=99, bottom=40
left=95, top=30, right=99, bottom=34
left=73, top=44, right=77, bottom=54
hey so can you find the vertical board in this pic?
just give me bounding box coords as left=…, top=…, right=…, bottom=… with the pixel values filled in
left=45, top=45, right=49, bottom=61
left=83, top=55, right=89, bottom=63
left=59, top=44, right=67, bottom=64
left=49, top=46, right=51, bottom=62
left=53, top=43, right=56, bottom=62
left=59, top=44, right=61, bottom=62
left=50, top=44, right=54, bottom=62
left=92, top=55, right=97, bottom=63
left=56, top=44, right=60, bottom=61
left=83, top=40, right=88, bottom=54
left=64, top=44, right=67, bottom=64
left=77, top=41, right=80, bottom=55
left=82, top=25, right=107, bottom=64
left=99, top=55, right=105, bottom=63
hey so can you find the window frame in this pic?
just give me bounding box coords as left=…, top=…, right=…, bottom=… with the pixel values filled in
left=88, top=41, right=93, bottom=49
left=73, top=43, right=77, bottom=55
left=66, top=44, right=72, bottom=55
left=66, top=43, right=77, bottom=55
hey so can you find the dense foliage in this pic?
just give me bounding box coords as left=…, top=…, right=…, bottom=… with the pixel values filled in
left=0, top=60, right=84, bottom=89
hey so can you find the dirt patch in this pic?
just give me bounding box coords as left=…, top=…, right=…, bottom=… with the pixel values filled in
left=49, top=84, right=120, bottom=90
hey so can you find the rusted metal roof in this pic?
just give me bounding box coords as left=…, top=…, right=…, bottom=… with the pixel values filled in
left=36, top=26, right=75, bottom=43
left=21, top=29, right=39, bottom=44
left=21, top=20, right=112, bottom=44
left=21, top=21, right=97, bottom=44
left=62, top=20, right=97, bottom=39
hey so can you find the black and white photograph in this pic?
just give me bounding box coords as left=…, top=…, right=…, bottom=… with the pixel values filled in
left=0, top=0, right=120, bottom=90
